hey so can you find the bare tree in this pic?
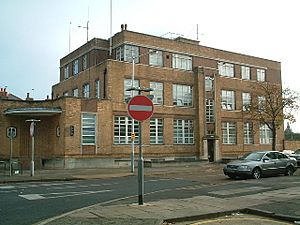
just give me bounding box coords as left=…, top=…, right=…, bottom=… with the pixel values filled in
left=247, top=82, right=299, bottom=150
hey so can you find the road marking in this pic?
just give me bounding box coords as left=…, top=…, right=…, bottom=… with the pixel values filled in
left=19, top=189, right=111, bottom=200
left=209, top=186, right=270, bottom=196
left=0, top=185, right=15, bottom=189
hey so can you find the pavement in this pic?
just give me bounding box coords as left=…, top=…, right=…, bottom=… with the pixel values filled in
left=1, top=162, right=300, bottom=225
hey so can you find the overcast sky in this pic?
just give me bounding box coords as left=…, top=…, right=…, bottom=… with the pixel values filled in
left=1, top=0, right=299, bottom=131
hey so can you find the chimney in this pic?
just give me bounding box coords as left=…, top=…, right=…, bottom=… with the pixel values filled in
left=121, top=24, right=124, bottom=31
left=26, top=92, right=33, bottom=101
left=124, top=24, right=127, bottom=30
left=0, top=87, right=8, bottom=99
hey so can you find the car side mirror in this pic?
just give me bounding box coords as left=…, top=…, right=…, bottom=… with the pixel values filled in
left=263, top=158, right=269, bottom=162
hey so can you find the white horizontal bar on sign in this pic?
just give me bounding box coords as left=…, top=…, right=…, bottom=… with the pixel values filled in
left=129, top=105, right=152, bottom=111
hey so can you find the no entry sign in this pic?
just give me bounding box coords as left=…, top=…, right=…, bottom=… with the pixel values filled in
left=128, top=95, right=154, bottom=121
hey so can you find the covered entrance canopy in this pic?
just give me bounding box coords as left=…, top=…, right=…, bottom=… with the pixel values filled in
left=4, top=107, right=62, bottom=116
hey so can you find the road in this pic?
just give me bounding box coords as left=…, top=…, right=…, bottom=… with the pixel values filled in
left=0, top=165, right=299, bottom=225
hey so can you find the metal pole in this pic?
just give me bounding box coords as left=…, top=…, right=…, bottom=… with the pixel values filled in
left=31, top=135, right=35, bottom=177
left=131, top=58, right=135, bottom=173
left=9, top=137, right=13, bottom=176
left=138, top=121, right=144, bottom=205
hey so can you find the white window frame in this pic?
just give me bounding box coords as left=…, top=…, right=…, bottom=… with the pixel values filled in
left=260, top=123, right=272, bottom=144
left=172, top=54, right=192, bottom=70
left=257, top=69, right=265, bottom=82
left=242, top=92, right=251, bottom=111
left=124, top=79, right=139, bottom=101
left=218, top=62, right=234, bottom=77
left=258, top=95, right=266, bottom=111
left=64, top=65, right=69, bottom=80
left=205, top=76, right=214, bottom=91
left=206, top=99, right=215, bottom=123
left=114, top=116, right=139, bottom=144
left=221, top=90, right=235, bottom=110
left=81, top=113, right=96, bottom=145
left=116, top=45, right=140, bottom=63
left=150, top=82, right=163, bottom=105
left=173, top=84, right=193, bottom=107
left=244, top=122, right=253, bottom=144
left=72, top=88, right=79, bottom=97
left=241, top=66, right=250, bottom=80
left=95, top=79, right=100, bottom=99
left=173, top=119, right=194, bottom=144
left=222, top=122, right=237, bottom=144
left=150, top=118, right=164, bottom=144
left=82, top=83, right=90, bottom=98
left=73, top=59, right=79, bottom=75
left=149, top=50, right=163, bottom=67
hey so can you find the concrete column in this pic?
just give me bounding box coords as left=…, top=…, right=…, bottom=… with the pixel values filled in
left=214, top=139, right=221, bottom=162
left=202, top=139, right=208, bottom=160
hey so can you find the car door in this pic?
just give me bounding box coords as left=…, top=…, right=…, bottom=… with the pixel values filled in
left=261, top=152, right=277, bottom=176
left=276, top=152, right=290, bottom=174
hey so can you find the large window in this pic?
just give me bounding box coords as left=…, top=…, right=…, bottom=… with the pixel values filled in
left=116, top=45, right=139, bottom=63
left=124, top=79, right=139, bottom=101
left=258, top=96, right=266, bottom=111
left=257, top=69, right=265, bottom=82
left=242, top=92, right=251, bottom=111
left=150, top=82, right=163, bottom=105
left=241, top=66, right=250, bottom=80
left=72, top=88, right=79, bottom=97
left=150, top=118, right=163, bottom=144
left=206, top=99, right=215, bottom=123
left=173, top=84, right=192, bottom=107
left=260, top=123, right=272, bottom=144
left=64, top=65, right=69, bottom=80
left=221, top=90, right=235, bottom=110
left=73, top=59, right=79, bottom=75
left=149, top=50, right=163, bottom=67
left=205, top=76, right=214, bottom=91
left=218, top=62, right=234, bottom=77
left=244, top=122, right=253, bottom=144
left=172, top=54, right=192, bottom=70
left=114, top=116, right=139, bottom=144
left=95, top=79, right=100, bottom=99
left=82, top=83, right=90, bottom=98
left=81, top=113, right=96, bottom=145
left=173, top=119, right=194, bottom=144
left=222, top=122, right=236, bottom=144
left=83, top=54, right=88, bottom=70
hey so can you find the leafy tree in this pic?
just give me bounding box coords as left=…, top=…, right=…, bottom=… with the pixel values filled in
left=247, top=82, right=299, bottom=150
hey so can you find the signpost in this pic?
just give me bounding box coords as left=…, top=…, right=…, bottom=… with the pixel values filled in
left=127, top=95, right=154, bottom=205
left=26, top=119, right=40, bottom=176
left=7, top=127, right=17, bottom=176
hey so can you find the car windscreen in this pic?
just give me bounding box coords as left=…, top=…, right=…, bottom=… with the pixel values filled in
left=240, top=152, right=265, bottom=161
left=294, top=149, right=300, bottom=154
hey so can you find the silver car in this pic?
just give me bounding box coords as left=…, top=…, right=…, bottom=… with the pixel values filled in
left=223, top=151, right=297, bottom=179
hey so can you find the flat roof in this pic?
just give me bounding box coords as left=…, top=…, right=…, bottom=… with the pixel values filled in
left=4, top=107, right=62, bottom=116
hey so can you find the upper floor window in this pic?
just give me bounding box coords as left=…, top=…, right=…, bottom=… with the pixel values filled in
left=82, top=83, right=90, bottom=98
left=242, top=92, right=251, bottom=111
left=95, top=79, right=100, bottom=99
left=83, top=54, right=88, bottom=70
left=173, top=119, right=194, bottom=144
left=73, top=59, right=79, bottom=75
left=222, top=122, right=237, bottom=144
left=205, top=76, right=214, bottom=91
left=241, top=66, right=250, bottom=80
left=173, top=84, right=192, bottom=107
left=64, top=65, right=69, bottom=80
left=124, top=79, right=139, bottom=102
left=206, top=99, right=215, bottom=123
left=149, top=50, right=163, bottom=67
left=150, top=82, right=163, bottom=105
left=72, top=88, right=79, bottom=97
left=258, top=95, right=266, bottom=111
left=257, top=69, right=265, bottom=82
left=218, top=62, right=234, bottom=77
left=221, top=90, right=235, bottom=110
left=172, top=54, right=192, bottom=70
left=116, top=45, right=139, bottom=63
left=63, top=91, right=69, bottom=96
left=150, top=118, right=164, bottom=144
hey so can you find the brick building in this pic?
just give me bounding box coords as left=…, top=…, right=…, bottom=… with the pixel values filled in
left=0, top=27, right=283, bottom=168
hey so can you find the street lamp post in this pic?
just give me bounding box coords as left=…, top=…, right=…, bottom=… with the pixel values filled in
left=130, top=57, right=135, bottom=173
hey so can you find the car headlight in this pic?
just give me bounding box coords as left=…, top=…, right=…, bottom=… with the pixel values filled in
left=238, top=165, right=250, bottom=171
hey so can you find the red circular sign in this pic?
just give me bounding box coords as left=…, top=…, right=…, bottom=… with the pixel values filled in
left=127, top=95, right=154, bottom=121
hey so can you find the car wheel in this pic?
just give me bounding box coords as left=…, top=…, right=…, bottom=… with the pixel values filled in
left=285, top=166, right=294, bottom=176
left=228, top=174, right=237, bottom=179
left=252, top=167, right=261, bottom=179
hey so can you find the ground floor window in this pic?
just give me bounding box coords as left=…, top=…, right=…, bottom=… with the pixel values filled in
left=173, top=119, right=194, bottom=144
left=244, top=122, right=253, bottom=144
left=222, top=122, right=236, bottom=144
left=81, top=113, right=96, bottom=145
left=150, top=118, right=163, bottom=144
left=260, top=123, right=273, bottom=144
left=114, top=116, right=139, bottom=144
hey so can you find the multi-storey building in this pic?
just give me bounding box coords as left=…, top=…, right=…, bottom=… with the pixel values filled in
left=0, top=27, right=283, bottom=168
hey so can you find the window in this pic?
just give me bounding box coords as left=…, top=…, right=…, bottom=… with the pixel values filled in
left=205, top=76, right=214, bottom=91
left=81, top=113, right=96, bottom=145
left=73, top=59, right=79, bottom=75
left=95, top=79, right=100, bottom=99
left=82, top=83, right=90, bottom=98
left=257, top=69, right=265, bottom=82
left=173, top=119, right=194, bottom=144
left=83, top=54, right=88, bottom=70
left=260, top=123, right=272, bottom=144
left=173, top=84, right=192, bottom=107
left=72, top=88, right=79, bottom=97
left=242, top=92, right=251, bottom=111
left=116, top=45, right=139, bottom=63
left=218, top=62, right=234, bottom=77
left=221, top=90, right=235, bottom=110
left=63, top=91, right=69, bottom=96
left=149, top=50, right=163, bottom=67
left=172, top=54, right=192, bottom=70
left=114, top=116, right=139, bottom=144
left=150, top=82, right=163, bottom=105
left=206, top=99, right=215, bottom=123
left=150, top=118, right=163, bottom=144
left=241, top=66, right=250, bottom=80
left=244, top=122, right=253, bottom=144
left=258, top=96, right=266, bottom=111
left=124, top=79, right=139, bottom=101
left=222, top=122, right=237, bottom=144
left=64, top=65, right=69, bottom=79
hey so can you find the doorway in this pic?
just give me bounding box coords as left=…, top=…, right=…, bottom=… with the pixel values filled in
left=207, top=139, right=215, bottom=162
